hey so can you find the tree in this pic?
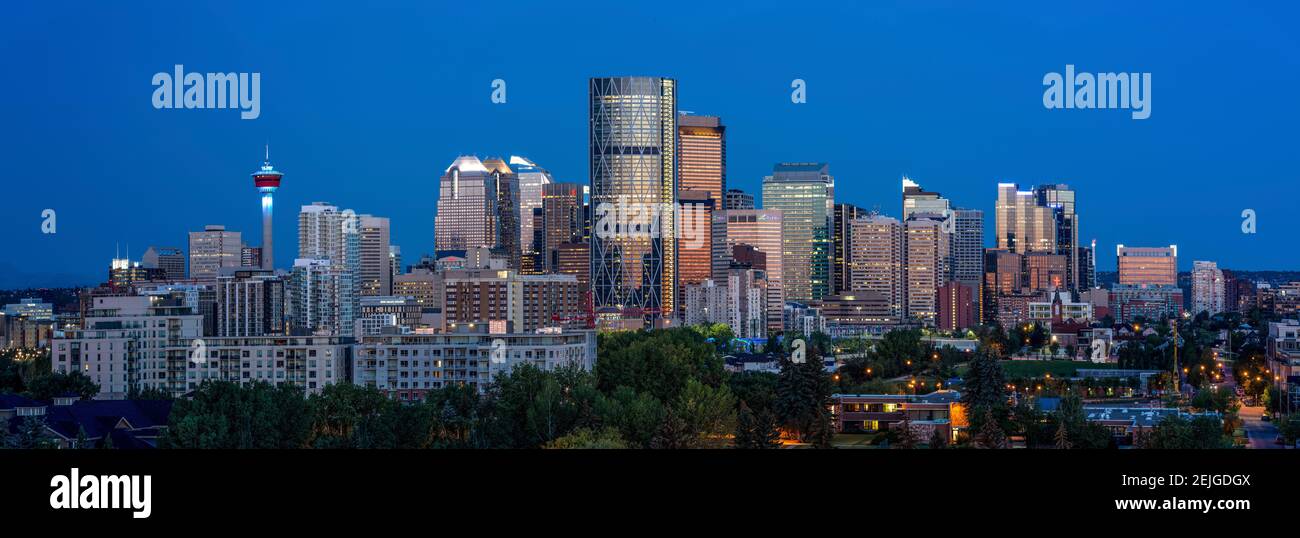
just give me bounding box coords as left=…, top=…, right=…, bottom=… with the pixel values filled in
left=974, top=408, right=1008, bottom=449
left=650, top=408, right=695, bottom=449
left=545, top=427, right=628, bottom=449
left=1142, top=415, right=1233, bottom=449
left=773, top=353, right=833, bottom=444
left=673, top=378, right=737, bottom=447
left=596, top=328, right=724, bottom=404
left=735, top=401, right=781, bottom=449
left=25, top=371, right=99, bottom=401
left=4, top=415, right=56, bottom=449
left=1054, top=420, right=1072, bottom=449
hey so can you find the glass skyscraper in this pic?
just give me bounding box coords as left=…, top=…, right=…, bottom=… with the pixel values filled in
left=762, top=162, right=834, bottom=303
left=589, top=76, right=678, bottom=325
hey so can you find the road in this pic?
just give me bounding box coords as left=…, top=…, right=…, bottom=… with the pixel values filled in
left=1238, top=405, right=1281, bottom=449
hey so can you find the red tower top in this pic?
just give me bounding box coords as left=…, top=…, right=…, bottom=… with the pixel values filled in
left=252, top=145, right=283, bottom=190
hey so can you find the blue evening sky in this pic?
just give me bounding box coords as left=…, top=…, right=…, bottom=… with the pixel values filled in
left=2, top=1, right=1296, bottom=287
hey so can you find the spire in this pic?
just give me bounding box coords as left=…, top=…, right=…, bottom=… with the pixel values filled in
left=265, top=143, right=270, bottom=164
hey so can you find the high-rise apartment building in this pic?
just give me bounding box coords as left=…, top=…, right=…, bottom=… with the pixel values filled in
left=762, top=162, right=834, bottom=303
left=358, top=215, right=392, bottom=296
left=1117, top=245, right=1177, bottom=286
left=589, top=76, right=678, bottom=325
left=951, top=208, right=985, bottom=320
left=849, top=215, right=903, bottom=319
left=215, top=268, right=287, bottom=337
left=1191, top=260, right=1226, bottom=316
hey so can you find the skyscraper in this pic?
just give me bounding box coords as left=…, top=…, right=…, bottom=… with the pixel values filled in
left=1035, top=184, right=1079, bottom=291
left=188, top=225, right=242, bottom=282
left=677, top=190, right=715, bottom=291
left=849, top=214, right=903, bottom=319
left=951, top=209, right=985, bottom=321
left=762, top=162, right=834, bottom=303
left=541, top=182, right=584, bottom=272
left=510, top=156, right=553, bottom=275
left=902, top=177, right=950, bottom=220
left=435, top=155, right=519, bottom=268
left=482, top=157, right=521, bottom=271
left=904, top=214, right=950, bottom=323
left=712, top=209, right=784, bottom=331
left=678, top=113, right=725, bottom=205
left=832, top=203, right=863, bottom=296
left=358, top=215, right=392, bottom=296
left=589, top=76, right=677, bottom=325
left=297, top=202, right=361, bottom=336
left=995, top=183, right=1057, bottom=255
left=252, top=147, right=283, bottom=270
left=724, top=188, right=754, bottom=210
left=1117, top=245, right=1177, bottom=286
left=141, top=246, right=185, bottom=281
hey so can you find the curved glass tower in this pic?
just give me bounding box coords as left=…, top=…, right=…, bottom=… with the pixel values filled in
left=589, top=76, right=677, bottom=326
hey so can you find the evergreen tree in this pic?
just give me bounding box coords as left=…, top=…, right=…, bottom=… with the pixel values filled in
left=975, top=408, right=1008, bottom=449
left=1054, top=420, right=1072, bottom=449
left=735, top=401, right=781, bottom=449
left=650, top=409, right=695, bottom=449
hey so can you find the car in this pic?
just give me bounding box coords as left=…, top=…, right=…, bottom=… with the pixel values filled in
left=1261, top=413, right=1272, bottom=422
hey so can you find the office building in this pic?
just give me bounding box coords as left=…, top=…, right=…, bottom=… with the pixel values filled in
left=510, top=156, right=554, bottom=275
left=1116, top=245, right=1177, bottom=286
left=762, top=162, right=834, bottom=302
left=724, top=188, right=754, bottom=210
left=541, top=182, right=584, bottom=272
left=677, top=190, right=715, bottom=290
left=903, top=214, right=950, bottom=324
left=832, top=203, right=864, bottom=296
left=188, top=225, right=242, bottom=282
left=849, top=214, right=903, bottom=318
left=589, top=76, right=678, bottom=325
left=678, top=113, right=726, bottom=205
left=712, top=209, right=784, bottom=331
left=995, top=183, right=1057, bottom=254
left=1035, top=184, right=1079, bottom=291
left=141, top=246, right=185, bottom=281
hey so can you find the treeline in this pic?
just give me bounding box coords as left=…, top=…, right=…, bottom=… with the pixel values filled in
left=0, top=348, right=99, bottom=401
left=165, top=328, right=836, bottom=449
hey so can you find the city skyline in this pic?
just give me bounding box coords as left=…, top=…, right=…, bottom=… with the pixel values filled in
left=4, top=2, right=1298, bottom=288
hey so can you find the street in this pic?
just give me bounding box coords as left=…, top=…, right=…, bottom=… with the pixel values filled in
left=1238, top=405, right=1281, bottom=449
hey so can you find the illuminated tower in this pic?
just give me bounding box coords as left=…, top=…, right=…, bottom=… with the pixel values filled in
left=252, top=146, right=283, bottom=270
